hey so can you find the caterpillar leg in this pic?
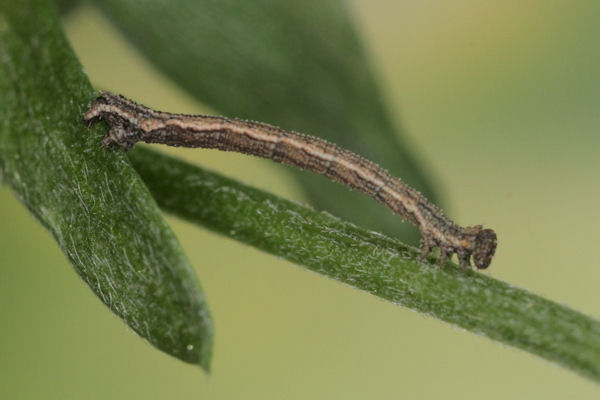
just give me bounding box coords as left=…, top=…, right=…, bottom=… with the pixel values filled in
left=438, top=246, right=453, bottom=269
left=457, top=251, right=472, bottom=272
left=101, top=125, right=134, bottom=150
left=419, top=236, right=435, bottom=262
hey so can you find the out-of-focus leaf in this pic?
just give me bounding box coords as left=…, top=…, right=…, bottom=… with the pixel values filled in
left=92, top=0, right=439, bottom=244
left=54, top=0, right=81, bottom=14
left=0, top=0, right=213, bottom=369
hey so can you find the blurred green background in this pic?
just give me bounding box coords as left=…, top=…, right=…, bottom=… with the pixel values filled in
left=1, top=0, right=600, bottom=398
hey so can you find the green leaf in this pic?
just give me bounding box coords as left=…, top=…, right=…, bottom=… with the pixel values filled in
left=54, top=0, right=80, bottom=14
left=129, top=146, right=600, bottom=382
left=91, top=0, right=437, bottom=244
left=0, top=0, right=213, bottom=369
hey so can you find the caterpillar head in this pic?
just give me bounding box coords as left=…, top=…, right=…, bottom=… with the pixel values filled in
left=472, top=228, right=497, bottom=269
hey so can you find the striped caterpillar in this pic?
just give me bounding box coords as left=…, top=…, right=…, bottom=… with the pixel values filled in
left=84, top=91, right=497, bottom=270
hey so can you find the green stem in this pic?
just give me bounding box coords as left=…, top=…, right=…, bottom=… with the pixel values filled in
left=130, top=146, right=600, bottom=382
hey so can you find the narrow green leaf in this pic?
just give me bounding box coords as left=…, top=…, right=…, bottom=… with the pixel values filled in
left=91, top=0, right=437, bottom=244
left=0, top=0, right=213, bottom=368
left=130, top=146, right=600, bottom=382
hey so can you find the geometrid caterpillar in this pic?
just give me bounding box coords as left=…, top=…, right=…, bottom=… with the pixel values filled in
left=84, top=91, right=497, bottom=270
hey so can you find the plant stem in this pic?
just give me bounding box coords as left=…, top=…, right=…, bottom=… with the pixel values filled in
left=130, top=146, right=600, bottom=382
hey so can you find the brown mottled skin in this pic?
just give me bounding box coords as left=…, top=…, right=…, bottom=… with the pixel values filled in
left=84, top=91, right=497, bottom=270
